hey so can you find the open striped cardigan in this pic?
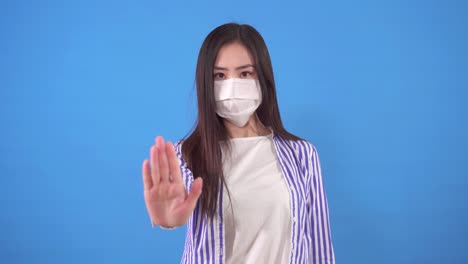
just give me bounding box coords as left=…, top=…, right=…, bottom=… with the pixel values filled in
left=174, top=132, right=335, bottom=264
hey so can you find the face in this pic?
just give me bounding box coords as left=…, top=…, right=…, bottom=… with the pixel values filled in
left=213, top=42, right=257, bottom=81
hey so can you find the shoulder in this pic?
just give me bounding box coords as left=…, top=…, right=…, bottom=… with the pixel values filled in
left=273, top=135, right=317, bottom=157
left=173, top=140, right=189, bottom=167
left=173, top=140, right=186, bottom=156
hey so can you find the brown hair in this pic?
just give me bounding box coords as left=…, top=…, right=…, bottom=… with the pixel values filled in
left=182, top=23, right=301, bottom=218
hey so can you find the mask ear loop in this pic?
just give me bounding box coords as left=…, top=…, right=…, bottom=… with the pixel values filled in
left=253, top=112, right=270, bottom=136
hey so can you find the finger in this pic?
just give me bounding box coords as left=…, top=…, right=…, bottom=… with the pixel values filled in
left=142, top=159, right=153, bottom=191
left=166, top=141, right=183, bottom=185
left=157, top=136, right=169, bottom=183
left=150, top=145, right=160, bottom=185
left=184, top=177, right=203, bottom=211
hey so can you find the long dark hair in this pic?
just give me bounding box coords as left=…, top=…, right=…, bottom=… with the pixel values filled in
left=182, top=23, right=301, bottom=219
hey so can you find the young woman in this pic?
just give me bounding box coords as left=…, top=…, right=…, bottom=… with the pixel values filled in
left=142, top=23, right=335, bottom=264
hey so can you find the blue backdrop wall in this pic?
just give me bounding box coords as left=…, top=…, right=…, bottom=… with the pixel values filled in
left=1, top=0, right=467, bottom=263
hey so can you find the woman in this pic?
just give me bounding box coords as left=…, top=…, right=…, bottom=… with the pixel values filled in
left=142, top=23, right=335, bottom=264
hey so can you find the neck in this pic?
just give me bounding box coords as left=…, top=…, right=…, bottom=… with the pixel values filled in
left=224, top=114, right=271, bottom=138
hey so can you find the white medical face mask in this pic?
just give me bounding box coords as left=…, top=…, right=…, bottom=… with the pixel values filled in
left=214, top=78, right=262, bottom=127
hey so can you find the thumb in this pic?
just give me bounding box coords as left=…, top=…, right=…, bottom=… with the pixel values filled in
left=185, top=177, right=203, bottom=210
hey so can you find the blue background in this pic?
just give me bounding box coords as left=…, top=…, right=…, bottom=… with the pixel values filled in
left=1, top=0, right=467, bottom=263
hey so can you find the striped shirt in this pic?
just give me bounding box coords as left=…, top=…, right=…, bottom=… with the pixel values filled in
left=174, top=132, right=335, bottom=264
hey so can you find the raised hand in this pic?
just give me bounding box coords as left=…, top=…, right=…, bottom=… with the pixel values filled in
left=142, top=136, right=203, bottom=228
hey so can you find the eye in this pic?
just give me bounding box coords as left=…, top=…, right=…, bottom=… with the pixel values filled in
left=214, top=72, right=225, bottom=80
left=240, top=71, right=253, bottom=78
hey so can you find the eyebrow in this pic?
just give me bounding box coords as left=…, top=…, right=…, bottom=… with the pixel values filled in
left=213, top=64, right=255, bottom=71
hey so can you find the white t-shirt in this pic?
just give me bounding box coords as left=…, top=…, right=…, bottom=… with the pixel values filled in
left=221, top=132, right=292, bottom=264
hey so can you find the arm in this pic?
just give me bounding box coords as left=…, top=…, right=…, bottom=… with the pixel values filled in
left=307, top=144, right=335, bottom=263
left=174, top=140, right=195, bottom=192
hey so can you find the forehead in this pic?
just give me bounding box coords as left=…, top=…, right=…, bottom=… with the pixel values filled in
left=214, top=42, right=254, bottom=67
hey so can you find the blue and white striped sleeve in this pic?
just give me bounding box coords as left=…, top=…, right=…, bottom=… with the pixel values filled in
left=174, top=140, right=194, bottom=193
left=308, top=144, right=335, bottom=264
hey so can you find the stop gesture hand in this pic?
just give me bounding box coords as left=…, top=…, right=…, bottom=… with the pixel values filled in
left=142, top=136, right=203, bottom=228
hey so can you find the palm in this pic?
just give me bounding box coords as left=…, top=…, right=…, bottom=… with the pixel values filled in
left=142, top=136, right=203, bottom=228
